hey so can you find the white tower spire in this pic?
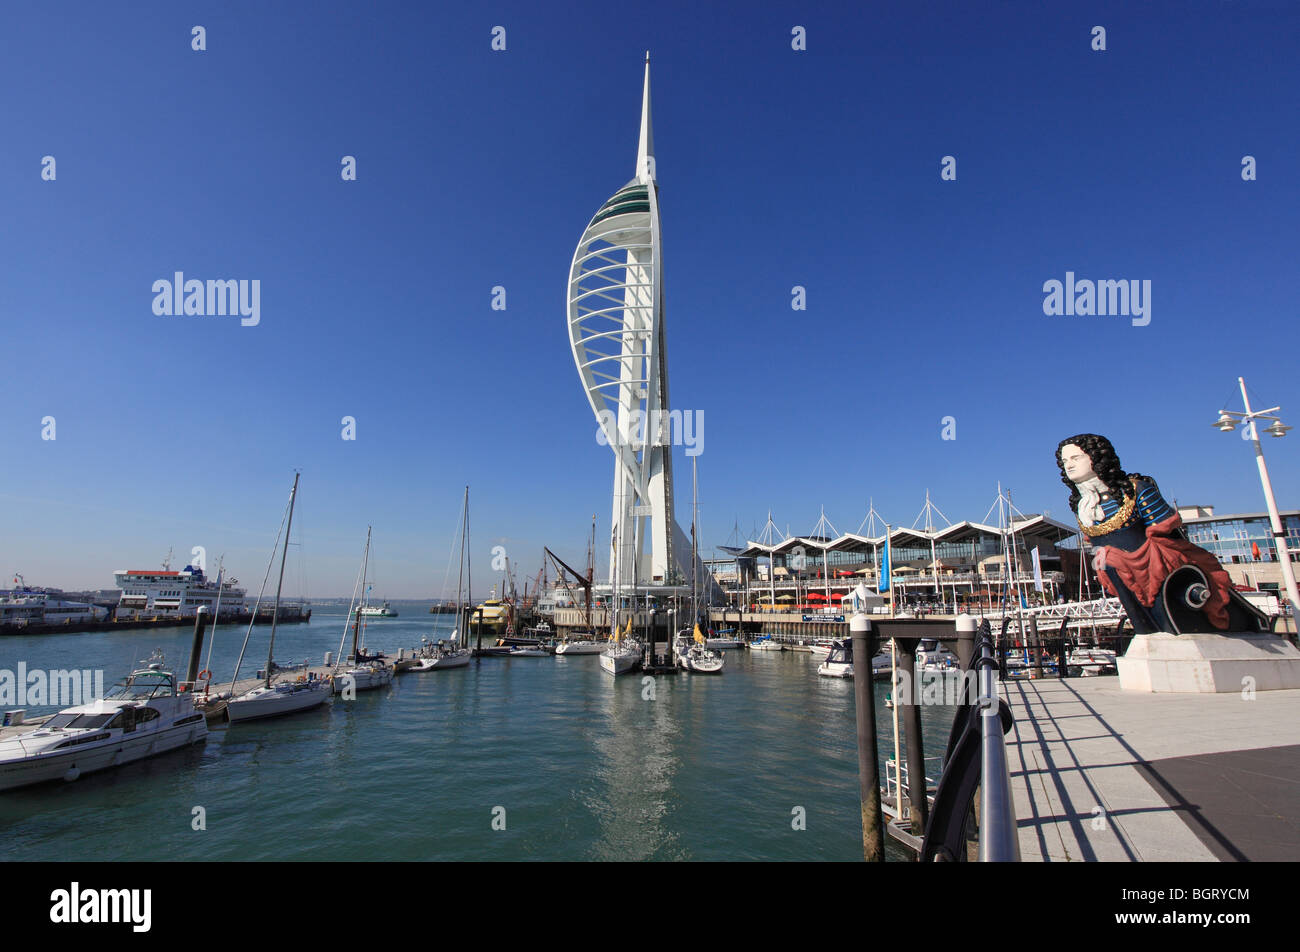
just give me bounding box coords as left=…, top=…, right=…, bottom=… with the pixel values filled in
left=569, top=55, right=708, bottom=593
left=636, top=52, right=655, bottom=184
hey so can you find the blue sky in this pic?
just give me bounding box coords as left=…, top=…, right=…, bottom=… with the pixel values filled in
left=2, top=1, right=1297, bottom=596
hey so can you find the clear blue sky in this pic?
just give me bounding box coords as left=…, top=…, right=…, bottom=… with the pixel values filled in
left=3, top=1, right=1297, bottom=597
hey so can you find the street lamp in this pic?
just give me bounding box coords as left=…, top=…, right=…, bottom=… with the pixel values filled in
left=1213, top=376, right=1300, bottom=619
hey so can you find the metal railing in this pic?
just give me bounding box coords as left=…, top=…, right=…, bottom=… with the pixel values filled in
left=975, top=622, right=1020, bottom=861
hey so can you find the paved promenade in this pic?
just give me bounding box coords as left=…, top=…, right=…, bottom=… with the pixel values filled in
left=1003, top=676, right=1300, bottom=861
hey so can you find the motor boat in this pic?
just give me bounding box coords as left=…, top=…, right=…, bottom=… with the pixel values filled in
left=806, top=640, right=836, bottom=661
left=555, top=639, right=604, bottom=655
left=749, top=636, right=783, bottom=652
left=0, top=655, right=207, bottom=791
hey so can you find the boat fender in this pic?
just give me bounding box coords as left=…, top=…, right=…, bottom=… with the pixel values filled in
left=63, top=765, right=81, bottom=782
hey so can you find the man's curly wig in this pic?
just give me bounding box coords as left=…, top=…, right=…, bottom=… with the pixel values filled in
left=1055, top=434, right=1145, bottom=515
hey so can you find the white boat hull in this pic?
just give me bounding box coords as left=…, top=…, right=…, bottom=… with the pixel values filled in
left=0, top=718, right=207, bottom=791
left=555, top=641, right=604, bottom=655
left=226, top=682, right=330, bottom=722
left=331, top=665, right=394, bottom=693
left=818, top=661, right=853, bottom=679
left=600, top=647, right=641, bottom=676
left=413, top=651, right=472, bottom=670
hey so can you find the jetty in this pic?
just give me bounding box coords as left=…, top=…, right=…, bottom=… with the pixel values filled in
left=1003, top=676, right=1299, bottom=861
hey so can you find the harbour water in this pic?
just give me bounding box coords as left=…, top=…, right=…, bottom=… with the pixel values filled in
left=0, top=610, right=954, bottom=861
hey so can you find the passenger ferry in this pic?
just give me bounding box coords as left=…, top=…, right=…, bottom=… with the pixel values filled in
left=113, top=564, right=247, bottom=622
left=1, top=576, right=110, bottom=629
left=351, top=601, right=399, bottom=618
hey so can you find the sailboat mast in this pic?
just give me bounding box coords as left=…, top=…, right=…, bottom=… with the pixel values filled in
left=352, top=526, right=371, bottom=661
left=465, top=493, right=473, bottom=641
left=204, top=554, right=224, bottom=678
left=456, top=487, right=468, bottom=638
left=691, top=456, right=699, bottom=621
left=265, top=473, right=300, bottom=688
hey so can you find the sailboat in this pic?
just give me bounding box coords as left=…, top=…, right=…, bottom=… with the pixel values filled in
left=600, top=615, right=642, bottom=676
left=226, top=473, right=332, bottom=722
left=331, top=527, right=395, bottom=693
left=675, top=457, right=724, bottom=674
left=413, top=488, right=473, bottom=671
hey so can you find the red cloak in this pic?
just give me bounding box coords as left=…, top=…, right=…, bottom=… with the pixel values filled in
left=1098, top=513, right=1233, bottom=630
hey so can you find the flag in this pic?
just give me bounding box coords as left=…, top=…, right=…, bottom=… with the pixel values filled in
left=1252, top=541, right=1262, bottom=560
left=1020, top=590, right=1029, bottom=610
left=1031, top=546, right=1044, bottom=592
left=879, top=539, right=891, bottom=593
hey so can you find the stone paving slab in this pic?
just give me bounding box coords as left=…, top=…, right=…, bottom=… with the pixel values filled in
left=1001, top=676, right=1300, bottom=861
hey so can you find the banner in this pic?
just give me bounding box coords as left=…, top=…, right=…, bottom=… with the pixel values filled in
left=879, top=539, right=890, bottom=593
left=1032, top=546, right=1044, bottom=592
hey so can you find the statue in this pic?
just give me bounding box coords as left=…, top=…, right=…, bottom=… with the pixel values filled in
left=1055, top=434, right=1268, bottom=635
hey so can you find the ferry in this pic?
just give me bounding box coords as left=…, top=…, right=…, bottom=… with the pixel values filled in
left=470, top=598, right=510, bottom=636
left=352, top=601, right=399, bottom=618
left=0, top=654, right=207, bottom=791
left=1, top=576, right=109, bottom=628
left=113, top=564, right=247, bottom=622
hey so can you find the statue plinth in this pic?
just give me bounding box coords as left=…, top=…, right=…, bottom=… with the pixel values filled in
left=1118, top=631, right=1300, bottom=693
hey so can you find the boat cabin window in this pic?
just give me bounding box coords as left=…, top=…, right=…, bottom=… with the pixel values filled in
left=42, top=711, right=119, bottom=730
left=103, top=673, right=175, bottom=700
left=117, top=707, right=160, bottom=732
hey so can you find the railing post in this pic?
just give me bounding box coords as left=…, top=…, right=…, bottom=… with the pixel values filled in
left=977, top=629, right=1021, bottom=861
left=850, top=613, right=885, bottom=862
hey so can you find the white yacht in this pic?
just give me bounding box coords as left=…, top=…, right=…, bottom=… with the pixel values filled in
left=706, top=632, right=745, bottom=649
left=226, top=675, right=330, bottom=722
left=599, top=638, right=643, bottom=676
left=817, top=641, right=893, bottom=680
left=555, top=638, right=604, bottom=655
left=673, top=629, right=724, bottom=674
left=0, top=656, right=207, bottom=791
left=749, top=636, right=783, bottom=652
left=806, top=640, right=836, bottom=661
left=917, top=638, right=960, bottom=671
left=411, top=636, right=472, bottom=671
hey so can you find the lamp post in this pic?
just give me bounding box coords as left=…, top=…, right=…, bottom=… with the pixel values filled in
left=1213, top=376, right=1299, bottom=620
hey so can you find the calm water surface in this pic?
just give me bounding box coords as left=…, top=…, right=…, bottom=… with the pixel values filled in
left=0, top=610, right=955, bottom=861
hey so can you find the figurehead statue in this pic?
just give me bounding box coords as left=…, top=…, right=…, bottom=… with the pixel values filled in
left=1055, top=434, right=1268, bottom=635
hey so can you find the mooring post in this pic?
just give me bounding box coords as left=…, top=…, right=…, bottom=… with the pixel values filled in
left=185, top=607, right=209, bottom=688
left=1029, top=615, right=1043, bottom=678
left=895, top=634, right=928, bottom=839
left=955, top=613, right=977, bottom=671
left=851, top=613, right=885, bottom=861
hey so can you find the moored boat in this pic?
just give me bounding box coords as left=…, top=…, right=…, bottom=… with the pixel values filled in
left=0, top=655, right=206, bottom=791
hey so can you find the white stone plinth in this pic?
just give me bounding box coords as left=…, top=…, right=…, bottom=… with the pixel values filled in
left=1117, top=631, right=1300, bottom=693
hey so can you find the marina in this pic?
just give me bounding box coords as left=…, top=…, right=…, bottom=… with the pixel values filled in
left=0, top=609, right=944, bottom=862
left=3, top=3, right=1297, bottom=891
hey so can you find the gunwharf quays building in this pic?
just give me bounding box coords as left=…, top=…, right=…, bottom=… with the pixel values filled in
left=708, top=512, right=1081, bottom=615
